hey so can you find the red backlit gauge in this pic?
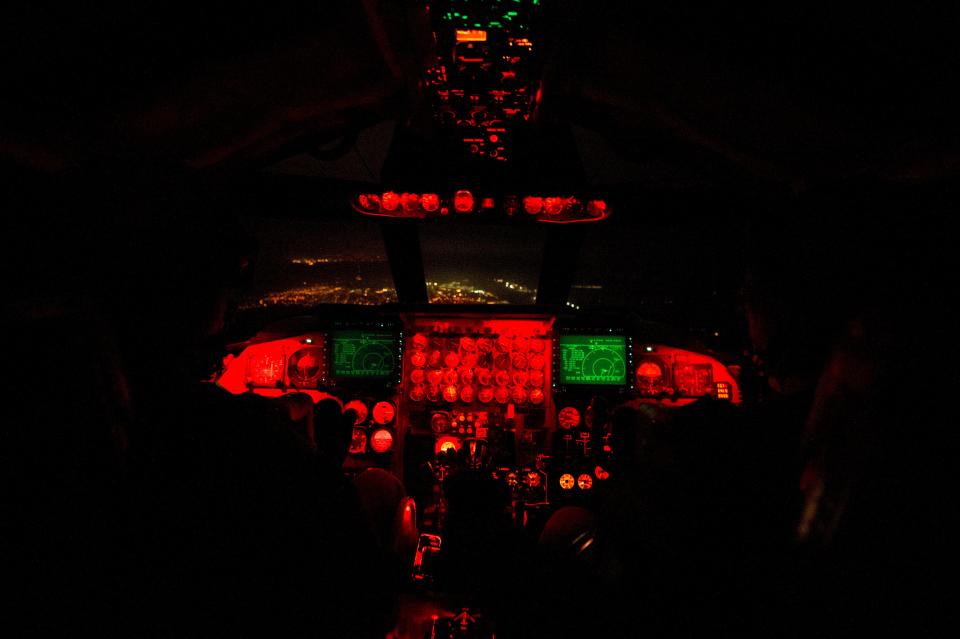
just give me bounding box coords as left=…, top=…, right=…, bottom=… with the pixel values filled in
left=401, top=193, right=419, bottom=211
left=462, top=353, right=478, bottom=368
left=382, top=191, right=400, bottom=211
left=349, top=429, right=367, bottom=454
left=559, top=474, right=575, bottom=490
left=558, top=406, right=581, bottom=429
left=358, top=194, right=380, bottom=211
left=525, top=472, right=542, bottom=488
left=636, top=359, right=668, bottom=395
left=512, top=386, right=528, bottom=404
left=410, top=369, right=425, bottom=384
left=411, top=351, right=427, bottom=368
left=511, top=353, right=528, bottom=370
left=587, top=200, right=607, bottom=217
left=529, top=388, right=545, bottom=405
left=477, top=369, right=492, bottom=386
left=431, top=413, right=450, bottom=433
left=543, top=197, right=563, bottom=216
left=495, top=370, right=511, bottom=387
left=530, top=339, right=545, bottom=353
left=343, top=400, right=369, bottom=425
left=577, top=474, right=594, bottom=490
left=460, top=368, right=475, bottom=385
left=372, top=401, right=396, bottom=425
left=477, top=338, right=493, bottom=353
left=369, top=429, right=394, bottom=454
left=514, top=337, right=529, bottom=353
left=289, top=347, right=324, bottom=386
left=454, top=190, right=474, bottom=213
left=494, top=386, right=510, bottom=404
left=412, top=334, right=428, bottom=350
left=444, top=352, right=460, bottom=368
left=459, top=337, right=476, bottom=352
left=528, top=354, right=545, bottom=371
left=437, top=438, right=458, bottom=454
left=505, top=472, right=519, bottom=488
left=497, top=335, right=513, bottom=352
left=594, top=466, right=610, bottom=480
left=529, top=371, right=544, bottom=387
left=427, top=369, right=443, bottom=386
left=443, top=385, right=459, bottom=403
left=443, top=369, right=458, bottom=385
left=409, top=385, right=426, bottom=402
left=494, top=354, right=510, bottom=370
left=460, top=385, right=476, bottom=403
left=478, top=387, right=494, bottom=403
left=523, top=196, right=542, bottom=215
left=428, top=350, right=442, bottom=367
left=427, top=385, right=440, bottom=402
left=512, top=371, right=528, bottom=386
left=421, top=193, right=440, bottom=212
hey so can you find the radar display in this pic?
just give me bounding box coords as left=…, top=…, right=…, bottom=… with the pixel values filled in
left=558, top=335, right=627, bottom=386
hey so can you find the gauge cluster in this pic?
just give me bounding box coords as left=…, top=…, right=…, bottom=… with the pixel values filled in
left=213, top=312, right=740, bottom=479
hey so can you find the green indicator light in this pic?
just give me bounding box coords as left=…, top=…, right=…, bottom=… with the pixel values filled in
left=506, top=11, right=519, bottom=16
left=332, top=330, right=397, bottom=379
left=558, top=335, right=627, bottom=386
left=489, top=21, right=502, bottom=27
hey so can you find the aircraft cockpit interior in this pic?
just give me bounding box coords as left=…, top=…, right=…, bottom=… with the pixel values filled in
left=4, top=2, right=953, bottom=637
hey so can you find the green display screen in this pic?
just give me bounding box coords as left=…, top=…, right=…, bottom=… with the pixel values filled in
left=558, top=334, right=627, bottom=386
left=331, top=330, right=397, bottom=379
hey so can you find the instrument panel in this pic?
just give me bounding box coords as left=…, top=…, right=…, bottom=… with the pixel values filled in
left=214, top=312, right=740, bottom=478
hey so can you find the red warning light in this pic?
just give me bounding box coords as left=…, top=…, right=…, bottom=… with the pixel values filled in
left=401, top=193, right=420, bottom=212
left=358, top=194, right=380, bottom=211
left=587, top=200, right=607, bottom=217
left=454, top=190, right=474, bottom=213
left=523, top=196, right=543, bottom=215
left=369, top=429, right=394, bottom=453
left=543, top=197, right=563, bottom=216
left=421, top=193, right=440, bottom=212
left=382, top=192, right=400, bottom=211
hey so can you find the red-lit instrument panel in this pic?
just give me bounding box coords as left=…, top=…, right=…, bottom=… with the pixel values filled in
left=403, top=317, right=553, bottom=411
left=631, top=344, right=741, bottom=405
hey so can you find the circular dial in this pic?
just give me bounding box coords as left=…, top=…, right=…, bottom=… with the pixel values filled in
left=459, top=385, right=476, bottom=403
left=577, top=474, right=594, bottom=490
left=511, top=386, right=527, bottom=404
left=442, top=385, right=459, bottom=403
left=478, top=387, right=494, bottom=403
left=409, top=385, right=425, bottom=402
left=412, top=334, right=429, bottom=350
left=289, top=347, right=324, bottom=386
left=369, top=429, right=394, bottom=453
left=636, top=359, right=667, bottom=395
left=559, top=473, right=575, bottom=490
left=477, top=338, right=493, bottom=353
left=529, top=370, right=544, bottom=387
left=426, top=385, right=440, bottom=402
left=529, top=388, right=545, bottom=405
left=558, top=406, right=581, bottom=429
left=410, top=351, right=427, bottom=368
left=372, top=401, right=396, bottom=425
left=528, top=354, right=545, bottom=371
left=410, top=368, right=425, bottom=384
left=343, top=399, right=369, bottom=425
left=525, top=472, right=542, bottom=488
left=459, top=337, right=476, bottom=352
left=494, top=386, right=510, bottom=404
left=444, top=352, right=461, bottom=368
left=431, top=412, right=450, bottom=433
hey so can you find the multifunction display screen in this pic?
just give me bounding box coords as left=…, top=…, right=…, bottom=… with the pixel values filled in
left=331, top=330, right=398, bottom=379
left=558, top=335, right=627, bottom=386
